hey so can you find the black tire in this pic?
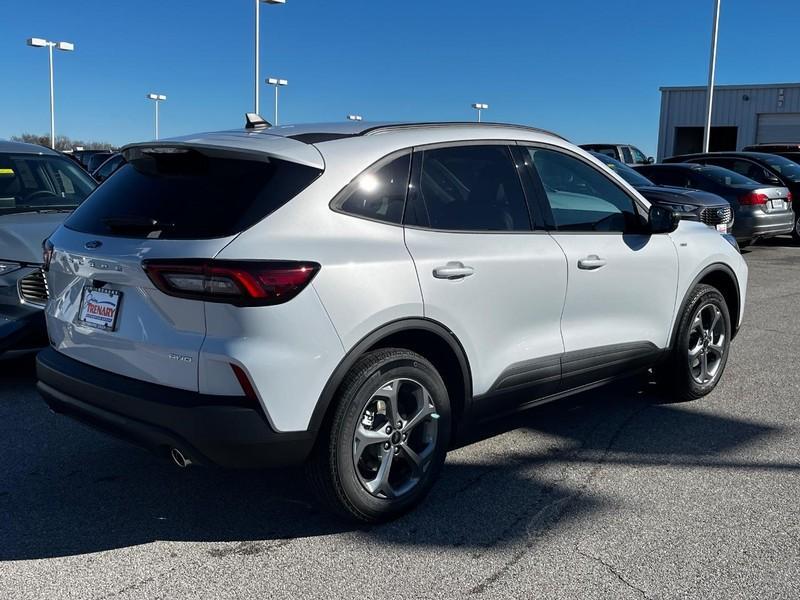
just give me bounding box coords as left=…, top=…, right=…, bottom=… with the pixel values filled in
left=657, top=284, right=732, bottom=402
left=308, top=348, right=451, bottom=523
left=792, top=214, right=800, bottom=244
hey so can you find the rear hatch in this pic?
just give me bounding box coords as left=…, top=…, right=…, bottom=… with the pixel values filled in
left=44, top=136, right=323, bottom=391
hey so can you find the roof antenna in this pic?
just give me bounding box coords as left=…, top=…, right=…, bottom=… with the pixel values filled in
left=245, top=113, right=271, bottom=129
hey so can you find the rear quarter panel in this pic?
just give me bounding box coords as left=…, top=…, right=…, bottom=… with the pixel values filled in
left=212, top=162, right=423, bottom=432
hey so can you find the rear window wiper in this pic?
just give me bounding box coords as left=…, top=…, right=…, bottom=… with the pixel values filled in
left=103, top=216, right=175, bottom=234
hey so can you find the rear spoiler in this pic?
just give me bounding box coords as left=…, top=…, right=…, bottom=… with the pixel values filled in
left=121, top=134, right=324, bottom=171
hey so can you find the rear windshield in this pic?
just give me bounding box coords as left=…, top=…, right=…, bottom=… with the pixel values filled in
left=65, top=148, right=322, bottom=239
left=695, top=166, right=758, bottom=188
left=0, top=153, right=96, bottom=214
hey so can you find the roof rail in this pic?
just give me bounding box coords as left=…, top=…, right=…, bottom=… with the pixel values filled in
left=359, top=121, right=568, bottom=141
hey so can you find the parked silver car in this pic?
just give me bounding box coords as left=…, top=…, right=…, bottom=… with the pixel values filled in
left=0, top=141, right=96, bottom=357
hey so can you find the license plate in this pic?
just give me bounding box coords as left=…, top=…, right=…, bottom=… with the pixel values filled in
left=715, top=223, right=729, bottom=233
left=771, top=199, right=785, bottom=210
left=78, top=286, right=121, bottom=331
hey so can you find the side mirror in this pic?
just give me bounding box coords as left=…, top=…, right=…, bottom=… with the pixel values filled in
left=647, top=156, right=655, bottom=164
left=649, top=205, right=680, bottom=233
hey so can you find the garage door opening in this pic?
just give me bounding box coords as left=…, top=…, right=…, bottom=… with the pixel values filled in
left=672, top=126, right=738, bottom=156
left=756, top=113, right=800, bottom=144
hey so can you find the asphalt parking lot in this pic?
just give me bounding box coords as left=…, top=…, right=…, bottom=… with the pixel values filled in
left=2, top=238, right=799, bottom=600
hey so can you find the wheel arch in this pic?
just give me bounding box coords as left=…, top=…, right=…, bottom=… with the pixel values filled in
left=308, top=318, right=473, bottom=437
left=670, top=263, right=742, bottom=349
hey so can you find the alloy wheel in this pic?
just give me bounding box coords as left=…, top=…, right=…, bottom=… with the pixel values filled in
left=687, top=303, right=726, bottom=385
left=352, top=378, right=439, bottom=499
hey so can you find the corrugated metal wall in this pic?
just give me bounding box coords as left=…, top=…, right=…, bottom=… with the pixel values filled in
left=657, top=84, right=800, bottom=160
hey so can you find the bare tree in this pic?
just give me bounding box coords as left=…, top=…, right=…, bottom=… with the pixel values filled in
left=10, top=133, right=115, bottom=151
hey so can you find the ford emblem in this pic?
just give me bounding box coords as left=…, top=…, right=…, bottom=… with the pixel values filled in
left=85, top=240, right=103, bottom=250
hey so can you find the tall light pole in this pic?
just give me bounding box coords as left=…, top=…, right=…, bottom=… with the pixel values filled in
left=26, top=38, right=75, bottom=149
left=255, top=0, right=286, bottom=115
left=703, top=0, right=722, bottom=153
left=266, top=78, right=288, bottom=125
left=472, top=103, right=488, bottom=123
left=147, top=94, right=167, bottom=140
left=347, top=114, right=363, bottom=121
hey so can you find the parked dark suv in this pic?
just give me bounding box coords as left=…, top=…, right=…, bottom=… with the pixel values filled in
left=742, top=143, right=800, bottom=160
left=663, top=151, right=800, bottom=242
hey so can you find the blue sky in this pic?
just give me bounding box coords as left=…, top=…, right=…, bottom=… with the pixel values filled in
left=1, top=0, right=798, bottom=155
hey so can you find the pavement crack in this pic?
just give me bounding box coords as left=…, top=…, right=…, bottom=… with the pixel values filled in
left=574, top=543, right=650, bottom=599
left=207, top=538, right=291, bottom=558
left=469, top=405, right=646, bottom=595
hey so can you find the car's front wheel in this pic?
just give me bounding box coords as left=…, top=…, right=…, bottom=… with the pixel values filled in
left=658, top=284, right=732, bottom=401
left=309, top=348, right=451, bottom=523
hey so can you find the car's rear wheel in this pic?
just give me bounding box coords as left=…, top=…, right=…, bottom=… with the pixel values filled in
left=657, top=284, right=731, bottom=402
left=308, top=348, right=451, bottom=523
left=792, top=214, right=800, bottom=243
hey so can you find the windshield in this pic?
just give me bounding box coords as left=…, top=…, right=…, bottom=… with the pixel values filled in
left=760, top=154, right=800, bottom=182
left=696, top=165, right=759, bottom=188
left=590, top=152, right=654, bottom=187
left=0, top=153, right=97, bottom=214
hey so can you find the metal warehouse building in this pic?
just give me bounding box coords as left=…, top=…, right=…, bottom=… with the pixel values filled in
left=657, top=83, right=800, bottom=160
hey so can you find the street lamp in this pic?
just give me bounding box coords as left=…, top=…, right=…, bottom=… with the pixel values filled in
left=26, top=37, right=75, bottom=149
left=146, top=93, right=167, bottom=140
left=472, top=103, right=488, bottom=123
left=254, top=0, right=286, bottom=115
left=702, top=0, right=722, bottom=153
left=266, top=78, right=288, bottom=125
left=347, top=115, right=363, bottom=121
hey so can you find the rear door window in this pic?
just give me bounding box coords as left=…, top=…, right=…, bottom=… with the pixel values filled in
left=404, top=144, right=531, bottom=232
left=620, top=147, right=634, bottom=164
left=65, top=148, right=322, bottom=239
left=705, top=158, right=771, bottom=184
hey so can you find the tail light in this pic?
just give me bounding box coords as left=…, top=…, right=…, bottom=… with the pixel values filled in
left=142, top=259, right=320, bottom=306
left=787, top=191, right=793, bottom=204
left=739, top=192, right=768, bottom=206
left=42, top=238, right=54, bottom=272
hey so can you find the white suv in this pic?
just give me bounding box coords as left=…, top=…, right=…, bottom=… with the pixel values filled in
left=36, top=121, right=748, bottom=522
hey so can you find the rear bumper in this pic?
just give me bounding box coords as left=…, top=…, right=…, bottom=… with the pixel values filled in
left=734, top=209, right=794, bottom=240
left=36, top=347, right=315, bottom=468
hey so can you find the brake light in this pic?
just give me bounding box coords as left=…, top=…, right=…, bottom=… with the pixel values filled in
left=788, top=191, right=793, bottom=204
left=142, top=259, right=320, bottom=306
left=739, top=192, right=768, bottom=206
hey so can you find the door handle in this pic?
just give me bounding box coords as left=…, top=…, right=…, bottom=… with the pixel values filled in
left=577, top=255, right=607, bottom=270
left=433, top=261, right=475, bottom=280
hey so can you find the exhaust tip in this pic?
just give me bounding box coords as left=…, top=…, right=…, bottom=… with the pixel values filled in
left=170, top=447, right=192, bottom=468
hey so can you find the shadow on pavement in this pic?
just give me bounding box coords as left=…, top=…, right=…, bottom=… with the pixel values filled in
left=0, top=357, right=791, bottom=560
